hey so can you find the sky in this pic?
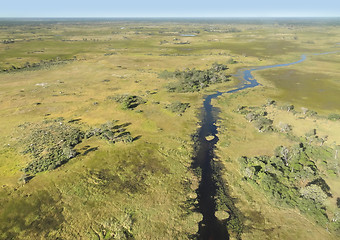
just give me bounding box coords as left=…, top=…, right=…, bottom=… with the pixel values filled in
left=1, top=0, right=340, bottom=18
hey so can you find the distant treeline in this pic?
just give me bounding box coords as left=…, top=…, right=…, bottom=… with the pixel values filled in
left=0, top=57, right=77, bottom=73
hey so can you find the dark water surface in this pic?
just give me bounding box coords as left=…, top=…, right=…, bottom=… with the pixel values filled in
left=193, top=53, right=335, bottom=239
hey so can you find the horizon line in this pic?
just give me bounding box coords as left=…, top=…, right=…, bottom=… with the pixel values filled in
left=0, top=16, right=340, bottom=20
left=1, top=16, right=340, bottom=19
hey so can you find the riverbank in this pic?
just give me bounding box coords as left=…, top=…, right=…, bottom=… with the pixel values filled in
left=212, top=52, right=340, bottom=239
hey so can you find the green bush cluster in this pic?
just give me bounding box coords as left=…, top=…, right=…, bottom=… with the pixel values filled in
left=165, top=101, right=190, bottom=114
left=239, top=143, right=334, bottom=226
left=300, top=185, right=327, bottom=204
left=85, top=121, right=133, bottom=143
left=304, top=141, right=339, bottom=176
left=107, top=94, right=146, bottom=110
left=280, top=104, right=295, bottom=112
left=304, top=128, right=329, bottom=147
left=237, top=106, right=274, bottom=132
left=328, top=113, right=340, bottom=121
left=20, top=120, right=84, bottom=175
left=19, top=119, right=134, bottom=181
left=159, top=62, right=230, bottom=92
left=0, top=58, right=76, bottom=72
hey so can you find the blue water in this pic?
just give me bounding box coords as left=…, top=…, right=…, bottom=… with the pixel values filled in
left=225, top=50, right=340, bottom=94
left=313, top=51, right=340, bottom=56
left=227, top=54, right=307, bottom=93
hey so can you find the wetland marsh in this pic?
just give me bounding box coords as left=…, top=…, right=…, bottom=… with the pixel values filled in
left=1, top=18, right=340, bottom=239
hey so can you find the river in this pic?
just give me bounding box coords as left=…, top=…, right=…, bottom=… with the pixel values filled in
left=193, top=51, right=339, bottom=239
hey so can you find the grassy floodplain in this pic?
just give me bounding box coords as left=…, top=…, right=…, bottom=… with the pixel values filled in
left=0, top=18, right=340, bottom=239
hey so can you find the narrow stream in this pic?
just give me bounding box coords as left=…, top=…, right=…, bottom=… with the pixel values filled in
left=193, top=54, right=315, bottom=239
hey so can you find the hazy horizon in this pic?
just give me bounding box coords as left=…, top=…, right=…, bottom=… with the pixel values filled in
left=1, top=0, right=339, bottom=18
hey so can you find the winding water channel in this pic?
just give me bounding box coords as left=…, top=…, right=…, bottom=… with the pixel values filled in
left=193, top=52, right=338, bottom=239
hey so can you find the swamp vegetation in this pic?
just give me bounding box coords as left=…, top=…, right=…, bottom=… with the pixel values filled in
left=0, top=18, right=340, bottom=239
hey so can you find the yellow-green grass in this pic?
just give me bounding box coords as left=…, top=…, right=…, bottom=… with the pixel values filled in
left=254, top=54, right=340, bottom=113
left=1, top=20, right=340, bottom=239
left=0, top=22, right=208, bottom=239
left=215, top=84, right=340, bottom=239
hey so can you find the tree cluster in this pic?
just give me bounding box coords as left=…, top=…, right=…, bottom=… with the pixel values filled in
left=159, top=63, right=230, bottom=92
left=237, top=106, right=275, bottom=132
left=107, top=94, right=146, bottom=110
left=0, top=58, right=76, bottom=72
left=85, top=121, right=133, bottom=143
left=20, top=119, right=84, bottom=175
left=2, top=39, right=15, bottom=44
left=239, top=143, right=335, bottom=226
left=18, top=119, right=135, bottom=182
left=165, top=101, right=190, bottom=114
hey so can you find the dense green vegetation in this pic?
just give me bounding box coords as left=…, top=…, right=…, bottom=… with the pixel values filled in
left=165, top=101, right=190, bottom=114
left=19, top=119, right=84, bottom=176
left=85, top=120, right=134, bottom=143
left=159, top=63, right=230, bottom=92
left=236, top=105, right=275, bottom=132
left=107, top=94, right=146, bottom=110
left=239, top=140, right=339, bottom=228
left=18, top=119, right=134, bottom=181
left=0, top=58, right=77, bottom=73
left=328, top=113, right=340, bottom=121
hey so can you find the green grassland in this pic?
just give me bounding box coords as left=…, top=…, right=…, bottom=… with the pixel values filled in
left=0, top=19, right=340, bottom=239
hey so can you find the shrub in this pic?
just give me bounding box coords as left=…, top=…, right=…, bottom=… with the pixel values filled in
left=19, top=119, right=135, bottom=179
left=107, top=94, right=146, bottom=110
left=20, top=120, right=84, bottom=175
left=328, top=113, right=340, bottom=121
left=266, top=99, right=276, bottom=106
left=85, top=121, right=134, bottom=144
left=281, top=104, right=294, bottom=112
left=301, top=107, right=309, bottom=115
left=278, top=122, right=292, bottom=133
left=240, top=143, right=333, bottom=226
left=300, top=185, right=327, bottom=204
left=165, top=101, right=190, bottom=113
left=238, top=106, right=274, bottom=132
left=161, top=63, right=230, bottom=92
left=253, top=117, right=274, bottom=132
